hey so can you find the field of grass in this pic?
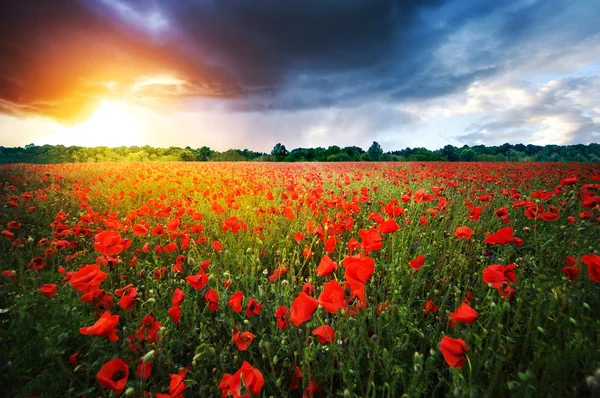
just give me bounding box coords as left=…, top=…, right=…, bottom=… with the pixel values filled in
left=1, top=161, right=599, bottom=397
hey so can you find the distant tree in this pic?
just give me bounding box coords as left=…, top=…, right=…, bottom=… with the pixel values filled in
left=196, top=146, right=213, bottom=161
left=180, top=149, right=196, bottom=161
left=335, top=152, right=351, bottom=161
left=460, top=148, right=476, bottom=162
left=367, top=141, right=383, bottom=161
left=271, top=143, right=289, bottom=160
left=360, top=153, right=372, bottom=161
left=442, top=145, right=460, bottom=161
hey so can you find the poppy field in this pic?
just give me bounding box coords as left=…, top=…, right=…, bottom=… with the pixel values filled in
left=1, top=161, right=600, bottom=397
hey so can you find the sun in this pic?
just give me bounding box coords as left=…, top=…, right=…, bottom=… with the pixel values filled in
left=37, top=100, right=142, bottom=148
left=71, top=100, right=141, bottom=147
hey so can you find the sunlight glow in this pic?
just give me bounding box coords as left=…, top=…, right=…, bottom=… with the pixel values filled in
left=37, top=100, right=141, bottom=147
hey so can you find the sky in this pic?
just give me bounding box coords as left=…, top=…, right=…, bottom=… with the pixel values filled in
left=0, top=0, right=599, bottom=152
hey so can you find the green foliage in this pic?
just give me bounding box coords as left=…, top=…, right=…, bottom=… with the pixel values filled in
left=1, top=143, right=600, bottom=163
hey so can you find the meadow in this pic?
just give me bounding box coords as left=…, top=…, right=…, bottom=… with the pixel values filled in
left=1, top=161, right=599, bottom=397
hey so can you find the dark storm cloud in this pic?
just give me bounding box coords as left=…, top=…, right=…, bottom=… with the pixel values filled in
left=0, top=0, right=599, bottom=124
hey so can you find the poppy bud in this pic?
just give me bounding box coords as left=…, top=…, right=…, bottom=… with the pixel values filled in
left=143, top=350, right=155, bottom=363
left=586, top=375, right=599, bottom=391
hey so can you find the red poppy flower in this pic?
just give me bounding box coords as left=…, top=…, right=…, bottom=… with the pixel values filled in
left=361, top=228, right=383, bottom=253
left=303, top=246, right=313, bottom=259
left=324, top=236, right=337, bottom=253
left=7, top=221, right=21, bottom=229
left=348, top=237, right=360, bottom=252
left=246, top=298, right=262, bottom=318
left=283, top=207, right=295, bottom=220
left=69, top=351, right=82, bottom=368
left=138, top=315, right=162, bottom=343
left=495, top=207, right=510, bottom=223
left=212, top=240, right=223, bottom=252
left=565, top=256, right=578, bottom=266
left=424, top=299, right=438, bottom=314
left=316, top=255, right=338, bottom=277
left=205, top=288, right=219, bottom=311
left=454, top=226, right=474, bottom=240
left=294, top=232, right=305, bottom=242
left=166, top=217, right=180, bottom=231
left=409, top=255, right=425, bottom=271
left=302, top=282, right=315, bottom=295
left=290, top=366, right=303, bottom=390
left=560, top=176, right=577, bottom=185
left=132, top=223, right=149, bottom=236
left=169, top=368, right=187, bottom=398
left=40, top=283, right=57, bottom=298
left=275, top=305, right=291, bottom=330
left=378, top=219, right=400, bottom=234
left=343, top=254, right=375, bottom=283
left=268, top=265, right=287, bottom=282
left=163, top=241, right=178, bottom=253
left=318, top=280, right=345, bottom=314
left=136, top=357, right=152, bottom=379
left=448, top=302, right=478, bottom=328
left=345, top=277, right=366, bottom=305
left=414, top=189, right=433, bottom=203
left=69, top=264, right=107, bottom=293
left=185, top=272, right=209, bottom=290
left=172, top=288, right=185, bottom=307
left=168, top=306, right=181, bottom=324
left=219, top=362, right=264, bottom=398
left=482, top=263, right=517, bottom=298
left=228, top=291, right=244, bottom=312
left=483, top=264, right=516, bottom=287
left=2, top=270, right=17, bottom=280
left=115, top=284, right=138, bottom=311
left=152, top=225, right=165, bottom=237
left=312, top=325, right=335, bottom=344
left=233, top=328, right=256, bottom=351
left=581, top=254, right=600, bottom=283
left=562, top=267, right=581, bottom=284
left=484, top=226, right=515, bottom=245
left=1, top=230, right=15, bottom=240
left=439, top=336, right=469, bottom=368
left=80, top=311, right=119, bottom=341
left=28, top=256, right=45, bottom=270
left=97, top=358, right=129, bottom=395
left=94, top=230, right=127, bottom=256
left=304, top=377, right=323, bottom=397
left=291, top=292, right=319, bottom=326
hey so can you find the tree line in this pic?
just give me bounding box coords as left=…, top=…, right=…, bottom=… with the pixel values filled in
left=0, top=142, right=599, bottom=163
